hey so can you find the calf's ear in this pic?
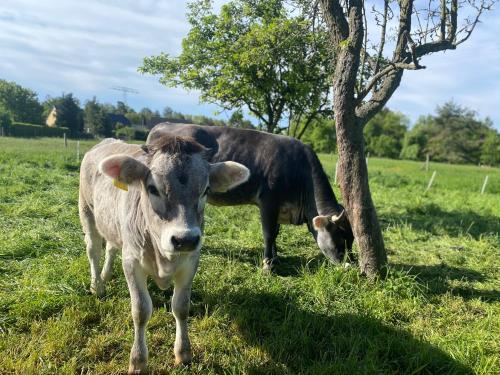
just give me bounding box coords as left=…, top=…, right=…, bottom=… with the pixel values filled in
left=209, top=161, right=250, bottom=192
left=99, top=154, right=149, bottom=185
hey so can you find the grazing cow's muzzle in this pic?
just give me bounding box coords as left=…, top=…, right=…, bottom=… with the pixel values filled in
left=313, top=208, right=354, bottom=264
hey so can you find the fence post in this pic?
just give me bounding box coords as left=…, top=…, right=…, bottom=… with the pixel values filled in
left=425, top=153, right=430, bottom=172
left=64, top=133, right=67, bottom=148
left=76, top=140, right=80, bottom=162
left=425, top=170, right=437, bottom=192
left=481, top=175, right=489, bottom=194
left=366, top=152, right=370, bottom=166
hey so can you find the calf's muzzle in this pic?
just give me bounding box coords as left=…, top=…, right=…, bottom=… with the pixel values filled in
left=171, top=232, right=200, bottom=252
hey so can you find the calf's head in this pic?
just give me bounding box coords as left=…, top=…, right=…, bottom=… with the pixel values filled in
left=313, top=207, right=354, bottom=263
left=99, top=136, right=249, bottom=259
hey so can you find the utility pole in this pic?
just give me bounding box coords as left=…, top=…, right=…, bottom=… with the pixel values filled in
left=111, top=86, right=139, bottom=104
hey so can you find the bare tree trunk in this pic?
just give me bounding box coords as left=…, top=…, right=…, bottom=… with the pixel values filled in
left=335, top=108, right=387, bottom=276
left=319, top=0, right=491, bottom=276
left=322, top=0, right=387, bottom=276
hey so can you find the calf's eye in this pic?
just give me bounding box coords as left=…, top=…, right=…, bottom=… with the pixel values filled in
left=147, top=185, right=160, bottom=196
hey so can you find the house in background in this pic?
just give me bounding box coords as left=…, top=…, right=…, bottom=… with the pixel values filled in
left=106, top=113, right=131, bottom=128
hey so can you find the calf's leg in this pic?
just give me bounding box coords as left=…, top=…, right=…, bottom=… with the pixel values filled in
left=172, top=259, right=199, bottom=366
left=123, top=259, right=152, bottom=374
left=80, top=205, right=105, bottom=297
left=101, top=242, right=118, bottom=283
left=84, top=229, right=105, bottom=297
left=259, top=202, right=280, bottom=272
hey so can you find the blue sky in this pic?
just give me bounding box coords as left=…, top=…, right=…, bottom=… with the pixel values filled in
left=1, top=0, right=499, bottom=129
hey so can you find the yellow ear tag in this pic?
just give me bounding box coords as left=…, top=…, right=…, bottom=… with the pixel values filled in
left=113, top=179, right=128, bottom=191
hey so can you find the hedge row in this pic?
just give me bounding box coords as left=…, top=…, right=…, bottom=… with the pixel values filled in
left=6, top=122, right=69, bottom=138
left=115, top=126, right=148, bottom=141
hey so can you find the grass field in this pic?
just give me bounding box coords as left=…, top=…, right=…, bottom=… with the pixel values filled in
left=0, top=137, right=498, bottom=374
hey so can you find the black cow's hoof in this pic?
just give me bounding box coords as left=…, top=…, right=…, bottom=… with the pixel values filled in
left=262, top=257, right=278, bottom=274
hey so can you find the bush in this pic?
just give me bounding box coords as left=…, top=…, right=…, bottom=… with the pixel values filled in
left=133, top=129, right=148, bottom=141
left=115, top=124, right=148, bottom=141
left=9, top=122, right=69, bottom=138
left=399, top=143, right=420, bottom=160
left=115, top=126, right=135, bottom=140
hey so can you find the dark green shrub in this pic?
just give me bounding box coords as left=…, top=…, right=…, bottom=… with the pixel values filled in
left=9, top=122, right=69, bottom=138
left=134, top=129, right=148, bottom=141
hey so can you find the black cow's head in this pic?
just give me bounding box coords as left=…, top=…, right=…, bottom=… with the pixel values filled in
left=312, top=206, right=354, bottom=263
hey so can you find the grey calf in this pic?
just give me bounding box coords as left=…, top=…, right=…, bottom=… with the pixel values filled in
left=79, top=136, right=249, bottom=373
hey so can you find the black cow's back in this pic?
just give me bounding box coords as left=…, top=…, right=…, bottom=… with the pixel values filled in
left=147, top=123, right=313, bottom=208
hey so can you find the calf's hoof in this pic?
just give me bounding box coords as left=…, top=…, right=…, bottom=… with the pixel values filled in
left=90, top=282, right=105, bottom=298
left=174, top=350, right=192, bottom=366
left=128, top=361, right=148, bottom=374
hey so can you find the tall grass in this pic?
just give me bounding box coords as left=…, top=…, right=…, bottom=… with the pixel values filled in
left=0, top=137, right=498, bottom=374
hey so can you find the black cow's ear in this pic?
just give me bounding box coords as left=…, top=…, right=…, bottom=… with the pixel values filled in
left=140, top=144, right=149, bottom=153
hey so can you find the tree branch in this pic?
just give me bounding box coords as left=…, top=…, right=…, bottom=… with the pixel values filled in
left=358, top=0, right=368, bottom=93
left=355, top=0, right=413, bottom=125
left=449, top=0, right=457, bottom=41
left=440, top=0, right=447, bottom=41
left=318, top=0, right=349, bottom=47
left=356, top=61, right=422, bottom=103
left=373, top=0, right=389, bottom=77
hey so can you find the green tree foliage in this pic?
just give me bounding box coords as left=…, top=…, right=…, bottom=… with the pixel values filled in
left=125, top=112, right=143, bottom=126
left=300, top=117, right=336, bottom=153
left=0, top=106, right=13, bottom=132
left=43, top=93, right=83, bottom=136
left=228, top=110, right=254, bottom=129
left=139, top=107, right=153, bottom=120
left=115, top=101, right=133, bottom=116
left=162, top=106, right=174, bottom=118
left=83, top=97, right=110, bottom=136
left=0, top=79, right=43, bottom=124
left=140, top=0, right=332, bottom=133
left=480, top=130, right=500, bottom=166
left=364, top=108, right=408, bottom=159
left=401, top=101, right=496, bottom=164
left=115, top=124, right=135, bottom=140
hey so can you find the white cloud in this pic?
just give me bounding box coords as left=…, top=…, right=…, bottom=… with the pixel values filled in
left=0, top=0, right=499, bottom=127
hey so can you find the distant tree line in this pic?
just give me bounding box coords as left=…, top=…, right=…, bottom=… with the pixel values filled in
left=0, top=78, right=498, bottom=166
left=0, top=78, right=251, bottom=139
left=298, top=101, right=499, bottom=166
left=400, top=102, right=499, bottom=166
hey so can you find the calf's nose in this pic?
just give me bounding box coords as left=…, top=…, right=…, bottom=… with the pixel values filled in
left=171, top=233, right=200, bottom=251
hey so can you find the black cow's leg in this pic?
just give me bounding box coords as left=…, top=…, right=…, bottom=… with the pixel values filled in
left=259, top=203, right=280, bottom=272
left=271, top=224, right=280, bottom=259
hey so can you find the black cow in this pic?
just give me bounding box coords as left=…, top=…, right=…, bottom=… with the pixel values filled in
left=147, top=123, right=354, bottom=271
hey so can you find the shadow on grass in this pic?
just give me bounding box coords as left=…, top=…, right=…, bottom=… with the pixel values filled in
left=384, top=203, right=499, bottom=239
left=392, top=263, right=499, bottom=302
left=203, top=245, right=325, bottom=277
left=198, top=288, right=473, bottom=374
left=63, top=163, right=80, bottom=172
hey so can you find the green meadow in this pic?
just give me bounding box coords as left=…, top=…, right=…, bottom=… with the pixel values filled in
left=0, top=137, right=498, bottom=374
